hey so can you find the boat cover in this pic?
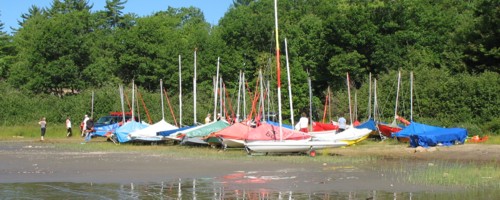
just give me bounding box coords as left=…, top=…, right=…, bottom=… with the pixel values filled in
left=129, top=119, right=177, bottom=138
left=185, top=120, right=229, bottom=138
left=356, top=119, right=377, bottom=131
left=157, top=125, right=194, bottom=136
left=393, top=121, right=467, bottom=147
left=246, top=123, right=311, bottom=141
left=312, top=122, right=338, bottom=131
left=264, top=120, right=293, bottom=130
left=93, top=123, right=120, bottom=137
left=212, top=122, right=254, bottom=140
left=114, top=121, right=149, bottom=143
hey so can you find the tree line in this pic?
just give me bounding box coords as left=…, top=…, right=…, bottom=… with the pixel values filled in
left=0, top=0, right=498, bottom=134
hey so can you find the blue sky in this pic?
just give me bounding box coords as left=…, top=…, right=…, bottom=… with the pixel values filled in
left=0, top=0, right=234, bottom=34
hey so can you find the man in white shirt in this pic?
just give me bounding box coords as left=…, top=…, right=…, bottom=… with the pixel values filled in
left=338, top=115, right=347, bottom=133
left=295, top=112, right=309, bottom=132
left=205, top=113, right=211, bottom=124
left=81, top=114, right=89, bottom=137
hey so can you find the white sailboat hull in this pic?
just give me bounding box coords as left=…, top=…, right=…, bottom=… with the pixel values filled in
left=245, top=140, right=347, bottom=153
left=221, top=138, right=245, bottom=148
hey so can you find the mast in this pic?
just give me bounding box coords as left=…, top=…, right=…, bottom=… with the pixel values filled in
left=368, top=73, right=372, bottom=119
left=193, top=50, right=197, bottom=124
left=91, top=90, right=94, bottom=119
left=131, top=80, right=135, bottom=121
left=347, top=73, right=353, bottom=125
left=308, top=74, right=313, bottom=131
left=120, top=85, right=125, bottom=122
left=393, top=71, right=401, bottom=124
left=242, top=72, right=247, bottom=119
left=410, top=71, right=413, bottom=121
left=284, top=38, right=294, bottom=126
left=373, top=79, right=378, bottom=121
left=220, top=77, right=223, bottom=117
left=178, top=55, right=182, bottom=126
left=259, top=69, right=264, bottom=121
left=267, top=80, right=270, bottom=121
left=214, top=58, right=220, bottom=118
left=236, top=70, right=242, bottom=123
left=160, top=79, right=165, bottom=120
left=274, top=0, right=283, bottom=140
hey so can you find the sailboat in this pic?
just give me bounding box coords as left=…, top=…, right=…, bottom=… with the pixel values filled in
left=377, top=71, right=405, bottom=138
left=311, top=73, right=372, bottom=145
left=129, top=80, right=179, bottom=142
left=244, top=0, right=347, bottom=155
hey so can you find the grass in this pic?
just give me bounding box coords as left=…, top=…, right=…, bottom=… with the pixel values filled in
left=406, top=161, right=500, bottom=189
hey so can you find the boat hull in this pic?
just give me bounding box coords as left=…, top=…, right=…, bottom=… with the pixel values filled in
left=245, top=140, right=347, bottom=153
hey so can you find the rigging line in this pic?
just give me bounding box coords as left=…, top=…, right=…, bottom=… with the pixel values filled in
left=137, top=87, right=152, bottom=124
left=163, top=88, right=178, bottom=127
left=379, top=73, right=399, bottom=122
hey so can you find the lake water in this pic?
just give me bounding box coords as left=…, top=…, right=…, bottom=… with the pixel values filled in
left=2, top=178, right=499, bottom=199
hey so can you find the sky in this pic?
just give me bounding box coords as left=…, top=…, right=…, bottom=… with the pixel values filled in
left=0, top=0, right=234, bottom=34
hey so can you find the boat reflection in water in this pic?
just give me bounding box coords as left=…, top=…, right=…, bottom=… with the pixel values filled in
left=2, top=174, right=498, bottom=199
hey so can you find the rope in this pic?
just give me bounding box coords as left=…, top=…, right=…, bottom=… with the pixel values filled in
left=163, top=88, right=178, bottom=127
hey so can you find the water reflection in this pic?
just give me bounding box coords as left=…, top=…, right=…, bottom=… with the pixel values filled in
left=2, top=177, right=498, bottom=199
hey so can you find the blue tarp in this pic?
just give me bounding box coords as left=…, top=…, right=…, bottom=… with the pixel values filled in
left=93, top=123, right=120, bottom=137
left=157, top=125, right=195, bottom=136
left=114, top=121, right=149, bottom=143
left=356, top=119, right=377, bottom=131
left=264, top=120, right=293, bottom=130
left=393, top=121, right=467, bottom=148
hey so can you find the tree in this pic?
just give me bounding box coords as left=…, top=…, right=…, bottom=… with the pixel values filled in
left=0, top=15, right=16, bottom=80
left=462, top=0, right=500, bottom=73
left=10, top=4, right=92, bottom=95
left=105, top=0, right=127, bottom=28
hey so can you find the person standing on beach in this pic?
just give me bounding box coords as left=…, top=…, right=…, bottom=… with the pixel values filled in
left=338, top=115, right=347, bottom=133
left=38, top=117, right=46, bottom=141
left=295, top=112, right=309, bottom=133
left=66, top=117, right=72, bottom=137
left=205, top=113, right=211, bottom=124
left=81, top=114, right=89, bottom=137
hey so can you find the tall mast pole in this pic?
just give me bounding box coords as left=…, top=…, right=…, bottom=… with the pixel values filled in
left=308, top=74, right=313, bottom=131
left=242, top=72, right=247, bottom=119
left=284, top=38, right=294, bottom=126
left=132, top=80, right=135, bottom=121
left=259, top=69, right=264, bottom=120
left=410, top=71, right=413, bottom=121
left=368, top=73, right=372, bottom=119
left=347, top=73, right=352, bottom=125
left=236, top=70, right=242, bottom=123
left=160, top=79, right=165, bottom=120
left=394, top=71, right=401, bottom=124
left=178, top=55, right=182, bottom=126
left=274, top=0, right=283, bottom=140
left=214, top=58, right=220, bottom=118
left=193, top=50, right=197, bottom=124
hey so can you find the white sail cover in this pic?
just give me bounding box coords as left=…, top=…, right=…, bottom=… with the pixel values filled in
left=129, top=119, right=177, bottom=138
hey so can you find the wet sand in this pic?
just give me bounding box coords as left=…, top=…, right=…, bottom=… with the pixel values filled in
left=0, top=139, right=498, bottom=193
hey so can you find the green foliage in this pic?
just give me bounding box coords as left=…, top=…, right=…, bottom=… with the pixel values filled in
left=0, top=0, right=498, bottom=134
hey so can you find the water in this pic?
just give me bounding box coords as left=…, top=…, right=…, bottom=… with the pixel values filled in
left=2, top=178, right=499, bottom=199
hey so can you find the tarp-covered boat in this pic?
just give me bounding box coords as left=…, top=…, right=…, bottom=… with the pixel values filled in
left=246, top=123, right=311, bottom=141
left=312, top=122, right=338, bottom=132
left=93, top=123, right=120, bottom=137
left=180, top=120, right=230, bottom=145
left=129, top=119, right=178, bottom=142
left=114, top=121, right=149, bottom=143
left=392, top=121, right=467, bottom=147
left=207, top=122, right=254, bottom=148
